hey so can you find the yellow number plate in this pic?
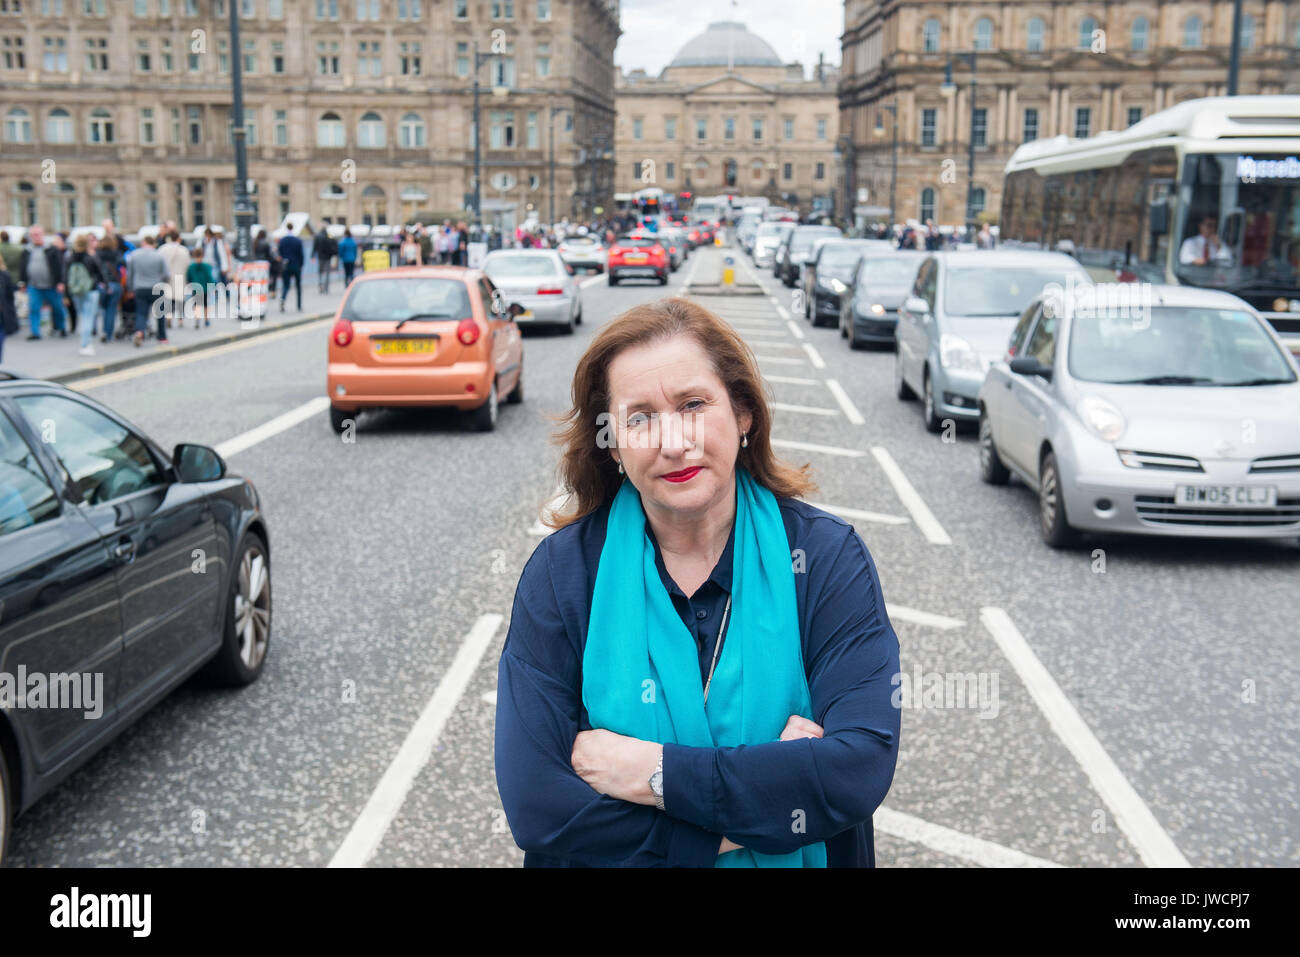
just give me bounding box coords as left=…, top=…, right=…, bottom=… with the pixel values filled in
left=375, top=339, right=436, bottom=355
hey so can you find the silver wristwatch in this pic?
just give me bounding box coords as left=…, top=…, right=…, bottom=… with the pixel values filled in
left=649, top=748, right=665, bottom=811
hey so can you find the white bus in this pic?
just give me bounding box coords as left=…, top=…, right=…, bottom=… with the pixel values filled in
left=1000, top=95, right=1300, bottom=348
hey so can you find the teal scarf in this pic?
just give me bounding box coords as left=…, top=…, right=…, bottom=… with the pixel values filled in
left=583, top=466, right=827, bottom=868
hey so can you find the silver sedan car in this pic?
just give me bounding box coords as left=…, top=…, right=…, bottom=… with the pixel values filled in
left=978, top=284, right=1300, bottom=547
left=556, top=235, right=606, bottom=273
left=481, top=249, right=582, bottom=334
left=895, top=250, right=1091, bottom=432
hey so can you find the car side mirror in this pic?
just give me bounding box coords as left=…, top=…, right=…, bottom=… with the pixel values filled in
left=173, top=443, right=226, bottom=482
left=507, top=302, right=525, bottom=318
left=1009, top=356, right=1053, bottom=380
left=904, top=296, right=929, bottom=315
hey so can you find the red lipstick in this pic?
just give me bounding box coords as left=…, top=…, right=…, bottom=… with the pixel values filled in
left=661, top=467, right=702, bottom=483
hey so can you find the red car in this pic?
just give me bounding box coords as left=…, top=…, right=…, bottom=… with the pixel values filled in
left=607, top=234, right=669, bottom=286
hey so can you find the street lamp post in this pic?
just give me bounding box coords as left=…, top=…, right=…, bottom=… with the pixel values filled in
left=942, top=52, right=978, bottom=243
left=874, top=101, right=899, bottom=227
left=471, top=41, right=502, bottom=230
left=228, top=1, right=252, bottom=260
left=1227, top=0, right=1244, bottom=95
left=548, top=105, right=570, bottom=227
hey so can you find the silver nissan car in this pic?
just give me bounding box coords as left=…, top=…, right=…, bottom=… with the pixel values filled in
left=978, top=283, right=1300, bottom=547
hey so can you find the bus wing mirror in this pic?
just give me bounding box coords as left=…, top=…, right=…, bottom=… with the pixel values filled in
left=1148, top=200, right=1169, bottom=236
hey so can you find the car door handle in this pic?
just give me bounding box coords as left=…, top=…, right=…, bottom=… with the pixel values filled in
left=112, top=538, right=136, bottom=564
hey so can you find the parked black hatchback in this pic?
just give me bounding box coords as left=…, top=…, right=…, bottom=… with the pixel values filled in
left=0, top=373, right=272, bottom=863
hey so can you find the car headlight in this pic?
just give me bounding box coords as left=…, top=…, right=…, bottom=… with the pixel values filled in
left=1077, top=395, right=1126, bottom=443
left=869, top=303, right=886, bottom=316
left=817, top=276, right=846, bottom=294
left=939, top=333, right=983, bottom=372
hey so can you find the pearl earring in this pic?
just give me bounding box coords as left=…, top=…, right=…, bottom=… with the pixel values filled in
left=741, top=433, right=749, bottom=448
left=617, top=461, right=624, bottom=474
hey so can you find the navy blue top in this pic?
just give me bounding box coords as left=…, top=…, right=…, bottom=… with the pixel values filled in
left=277, top=234, right=304, bottom=269
left=494, top=493, right=901, bottom=867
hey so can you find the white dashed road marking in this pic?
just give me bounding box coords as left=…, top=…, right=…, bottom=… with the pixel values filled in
left=769, top=401, right=840, bottom=417
left=869, top=446, right=952, bottom=545
left=771, top=437, right=867, bottom=458
left=824, top=378, right=865, bottom=425
left=874, top=806, right=1063, bottom=868
left=806, top=500, right=909, bottom=526
left=801, top=343, right=826, bottom=370
left=214, top=396, right=333, bottom=459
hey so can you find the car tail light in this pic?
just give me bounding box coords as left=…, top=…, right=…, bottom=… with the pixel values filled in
left=670, top=246, right=677, bottom=253
left=456, top=317, right=480, bottom=346
left=332, top=318, right=353, bottom=347
left=537, top=287, right=563, bottom=295
left=609, top=245, right=623, bottom=256
left=651, top=245, right=665, bottom=257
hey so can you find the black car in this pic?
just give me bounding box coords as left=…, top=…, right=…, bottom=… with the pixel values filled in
left=778, top=225, right=842, bottom=287
left=838, top=251, right=925, bottom=349
left=0, top=373, right=271, bottom=862
left=802, top=239, right=893, bottom=327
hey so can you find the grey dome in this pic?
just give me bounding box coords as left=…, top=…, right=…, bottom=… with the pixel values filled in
left=668, top=21, right=783, bottom=69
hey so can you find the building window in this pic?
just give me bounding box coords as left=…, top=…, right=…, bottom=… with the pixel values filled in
left=160, top=36, right=172, bottom=71
left=490, top=0, right=513, bottom=17
left=138, top=107, right=154, bottom=144
left=217, top=36, right=228, bottom=73
left=227, top=108, right=256, bottom=146
left=454, top=0, right=466, bottom=17
left=1182, top=16, right=1202, bottom=48
left=920, top=187, right=935, bottom=222
left=536, top=42, right=549, bottom=77
left=631, top=161, right=642, bottom=180
left=491, top=53, right=515, bottom=87
left=783, top=117, right=794, bottom=140
left=399, top=112, right=425, bottom=147
left=277, top=182, right=289, bottom=218
left=132, top=0, right=144, bottom=13
left=1023, top=107, right=1038, bottom=142
left=456, top=42, right=468, bottom=77
left=43, top=35, right=67, bottom=72
left=274, top=109, right=287, bottom=145
left=82, top=0, right=105, bottom=15
left=1026, top=17, right=1044, bottom=52
left=1240, top=15, right=1254, bottom=50
left=238, top=0, right=251, bottom=16
left=1, top=36, right=25, bottom=71
left=921, top=108, right=936, bottom=147
left=816, top=117, right=827, bottom=140
left=243, top=39, right=256, bottom=74
left=972, top=108, right=987, bottom=147
left=184, top=0, right=197, bottom=13
left=144, top=182, right=159, bottom=225
left=40, top=0, right=65, bottom=11
left=1079, top=17, right=1097, bottom=50
left=400, top=41, right=421, bottom=75
left=46, top=107, right=72, bottom=142
left=88, top=107, right=114, bottom=143
left=1126, top=106, right=1142, bottom=127
left=752, top=118, right=763, bottom=141
left=782, top=162, right=791, bottom=180
left=922, top=18, right=940, bottom=53
left=664, top=116, right=676, bottom=139
left=358, top=112, right=384, bottom=148
left=317, top=40, right=340, bottom=74
left=317, top=112, right=344, bottom=147
left=724, top=116, right=734, bottom=140
left=84, top=36, right=108, bottom=71
left=632, top=117, right=642, bottom=140
left=268, top=0, right=282, bottom=16
left=696, top=117, right=706, bottom=140
left=665, top=161, right=674, bottom=180
left=358, top=40, right=381, bottom=76
left=973, top=17, right=993, bottom=51
left=1131, top=16, right=1149, bottom=51
left=1074, top=106, right=1091, bottom=138
left=357, top=0, right=378, bottom=20
left=814, top=162, right=825, bottom=180
left=315, top=0, right=338, bottom=18
left=272, top=40, right=284, bottom=73
left=170, top=107, right=180, bottom=143
left=969, top=186, right=986, bottom=216
left=526, top=110, right=537, bottom=148
left=10, top=182, right=37, bottom=225
left=489, top=111, right=515, bottom=148
left=187, top=105, right=202, bottom=143
left=536, top=0, right=548, bottom=19
left=397, top=0, right=420, bottom=19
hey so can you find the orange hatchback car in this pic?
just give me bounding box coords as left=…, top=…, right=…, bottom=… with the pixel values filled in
left=326, top=267, right=524, bottom=432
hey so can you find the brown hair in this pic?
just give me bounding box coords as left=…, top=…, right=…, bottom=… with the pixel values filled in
left=544, top=297, right=816, bottom=529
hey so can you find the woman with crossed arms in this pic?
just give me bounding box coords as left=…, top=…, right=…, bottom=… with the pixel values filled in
left=495, top=298, right=900, bottom=867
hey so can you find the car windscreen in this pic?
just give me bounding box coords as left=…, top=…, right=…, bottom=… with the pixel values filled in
left=342, top=278, right=472, bottom=322
left=791, top=229, right=841, bottom=254
left=858, top=256, right=923, bottom=285
left=819, top=244, right=870, bottom=270
left=1068, top=307, right=1298, bottom=386
left=484, top=255, right=561, bottom=277
left=755, top=224, right=782, bottom=238
left=617, top=237, right=661, bottom=248
left=944, top=267, right=1079, bottom=317
left=564, top=237, right=598, bottom=246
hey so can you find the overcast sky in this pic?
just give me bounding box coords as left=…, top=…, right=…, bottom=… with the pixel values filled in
left=613, top=0, right=845, bottom=78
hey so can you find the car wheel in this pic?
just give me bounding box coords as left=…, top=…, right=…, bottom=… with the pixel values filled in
left=574, top=303, right=582, bottom=326
left=804, top=293, right=812, bottom=320
left=0, top=744, right=10, bottom=865
left=506, top=366, right=523, bottom=404
left=922, top=369, right=943, bottom=433
left=848, top=322, right=865, bottom=351
left=894, top=350, right=916, bottom=400
left=1038, top=452, right=1077, bottom=547
left=196, top=531, right=272, bottom=687
left=608, top=274, right=618, bottom=286
left=979, top=410, right=1011, bottom=485
left=561, top=315, right=575, bottom=335
left=466, top=381, right=498, bottom=432
left=329, top=404, right=352, bottom=434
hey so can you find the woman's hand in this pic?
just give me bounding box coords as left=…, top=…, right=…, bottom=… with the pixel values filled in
left=779, top=715, right=824, bottom=741
left=571, top=729, right=661, bottom=806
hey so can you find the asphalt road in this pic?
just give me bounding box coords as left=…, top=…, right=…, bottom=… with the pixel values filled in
left=6, top=245, right=1297, bottom=867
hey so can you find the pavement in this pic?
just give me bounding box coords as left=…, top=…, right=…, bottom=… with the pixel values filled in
left=1, top=266, right=345, bottom=383
left=3, top=241, right=1297, bottom=868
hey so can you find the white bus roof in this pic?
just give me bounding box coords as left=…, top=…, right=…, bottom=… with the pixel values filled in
left=1005, top=95, right=1300, bottom=173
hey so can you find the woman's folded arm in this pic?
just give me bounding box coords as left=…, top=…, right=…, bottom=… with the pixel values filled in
left=660, top=528, right=901, bottom=855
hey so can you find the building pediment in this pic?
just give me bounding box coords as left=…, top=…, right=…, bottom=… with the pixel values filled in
left=683, top=75, right=776, bottom=98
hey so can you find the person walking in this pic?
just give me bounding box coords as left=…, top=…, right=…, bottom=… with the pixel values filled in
left=126, top=233, right=169, bottom=346
left=160, top=230, right=190, bottom=329
left=18, top=225, right=67, bottom=340
left=437, top=221, right=452, bottom=264
left=417, top=224, right=433, bottom=265
left=399, top=229, right=422, bottom=266
left=186, top=246, right=213, bottom=327
left=95, top=233, right=124, bottom=343
left=202, top=227, right=233, bottom=317
left=0, top=230, right=21, bottom=276
left=67, top=233, right=106, bottom=356
left=277, top=229, right=304, bottom=311
left=314, top=225, right=336, bottom=293
left=253, top=229, right=280, bottom=294
left=454, top=221, right=468, bottom=266
left=976, top=223, right=995, bottom=250
left=0, top=256, right=17, bottom=364
left=338, top=228, right=358, bottom=286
